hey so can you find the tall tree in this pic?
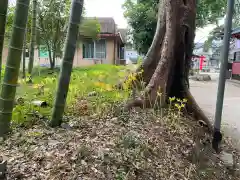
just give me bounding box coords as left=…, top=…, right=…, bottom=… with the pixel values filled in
left=0, top=0, right=8, bottom=82
left=123, top=0, right=158, bottom=54
left=204, top=2, right=240, bottom=50
left=28, top=0, right=37, bottom=82
left=119, top=0, right=229, bottom=133
left=0, top=0, right=30, bottom=137
left=123, top=0, right=227, bottom=55
left=37, top=0, right=69, bottom=69
left=50, top=0, right=83, bottom=127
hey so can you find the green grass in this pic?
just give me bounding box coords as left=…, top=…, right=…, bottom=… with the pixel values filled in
left=10, top=64, right=131, bottom=127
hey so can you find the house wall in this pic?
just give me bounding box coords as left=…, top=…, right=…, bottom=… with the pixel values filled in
left=229, top=39, right=240, bottom=61
left=2, top=46, right=49, bottom=69
left=2, top=38, right=119, bottom=68
left=73, top=38, right=116, bottom=66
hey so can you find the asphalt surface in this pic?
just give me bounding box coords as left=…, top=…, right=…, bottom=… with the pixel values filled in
left=190, top=73, right=240, bottom=148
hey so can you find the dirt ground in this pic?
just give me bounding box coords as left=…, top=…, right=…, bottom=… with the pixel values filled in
left=1, top=107, right=240, bottom=180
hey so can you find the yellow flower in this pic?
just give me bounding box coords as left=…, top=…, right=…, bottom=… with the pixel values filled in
left=105, top=84, right=113, bottom=91
left=94, top=82, right=105, bottom=87
left=175, top=103, right=180, bottom=108
left=169, top=97, right=176, bottom=102
left=33, top=84, right=42, bottom=89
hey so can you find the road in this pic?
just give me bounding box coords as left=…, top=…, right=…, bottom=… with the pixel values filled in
left=190, top=73, right=240, bottom=147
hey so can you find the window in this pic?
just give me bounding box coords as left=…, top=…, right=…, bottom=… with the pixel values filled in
left=95, top=39, right=106, bottom=59
left=234, top=51, right=240, bottom=62
left=83, top=40, right=94, bottom=58
left=82, top=39, right=106, bottom=59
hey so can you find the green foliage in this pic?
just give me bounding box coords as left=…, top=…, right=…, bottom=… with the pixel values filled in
left=123, top=0, right=158, bottom=55
left=203, top=25, right=224, bottom=52
left=80, top=18, right=101, bottom=39
left=204, top=3, right=240, bottom=50
left=123, top=0, right=227, bottom=55
left=196, top=0, right=227, bottom=27
left=37, top=0, right=69, bottom=68
left=11, top=65, right=131, bottom=127
left=5, top=6, right=32, bottom=46
left=137, top=56, right=143, bottom=65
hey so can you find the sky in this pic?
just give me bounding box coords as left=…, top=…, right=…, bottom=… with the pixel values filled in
left=85, top=0, right=128, bottom=28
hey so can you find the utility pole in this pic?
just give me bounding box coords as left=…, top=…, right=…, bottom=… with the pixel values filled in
left=212, top=0, right=235, bottom=153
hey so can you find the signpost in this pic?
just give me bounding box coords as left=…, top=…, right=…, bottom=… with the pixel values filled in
left=212, top=0, right=235, bottom=152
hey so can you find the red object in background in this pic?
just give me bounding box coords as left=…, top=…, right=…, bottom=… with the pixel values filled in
left=232, top=62, right=240, bottom=75
left=199, top=55, right=205, bottom=70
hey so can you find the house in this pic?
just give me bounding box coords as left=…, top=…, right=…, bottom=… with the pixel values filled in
left=193, top=41, right=222, bottom=70
left=193, top=42, right=211, bottom=70
left=75, top=17, right=126, bottom=66
left=229, top=27, right=240, bottom=79
left=2, top=17, right=127, bottom=68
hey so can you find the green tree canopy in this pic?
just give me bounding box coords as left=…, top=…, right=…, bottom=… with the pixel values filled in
left=123, top=0, right=227, bottom=54
left=5, top=0, right=100, bottom=69
left=204, top=2, right=240, bottom=50
left=5, top=6, right=32, bottom=45
left=80, top=18, right=101, bottom=40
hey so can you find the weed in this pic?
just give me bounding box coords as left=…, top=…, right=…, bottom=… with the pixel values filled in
left=10, top=65, right=131, bottom=127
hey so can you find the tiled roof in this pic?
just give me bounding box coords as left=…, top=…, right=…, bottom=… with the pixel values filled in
left=85, top=17, right=116, bottom=34
left=85, top=17, right=128, bottom=43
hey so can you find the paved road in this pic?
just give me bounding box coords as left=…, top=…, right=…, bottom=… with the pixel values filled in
left=190, top=73, right=240, bottom=147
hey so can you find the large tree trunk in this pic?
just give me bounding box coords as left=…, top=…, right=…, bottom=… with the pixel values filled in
left=51, top=51, right=56, bottom=70
left=122, top=0, right=213, bottom=133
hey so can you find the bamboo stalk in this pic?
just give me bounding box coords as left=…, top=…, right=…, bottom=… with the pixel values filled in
left=50, top=0, right=84, bottom=127
left=0, top=0, right=30, bottom=137
left=0, top=0, right=8, bottom=82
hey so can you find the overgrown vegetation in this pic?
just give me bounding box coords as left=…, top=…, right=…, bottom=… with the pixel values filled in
left=10, top=65, right=129, bottom=127
left=0, top=64, right=239, bottom=179
left=1, top=0, right=240, bottom=179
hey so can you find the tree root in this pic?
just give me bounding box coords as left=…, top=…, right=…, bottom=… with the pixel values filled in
left=122, top=0, right=213, bottom=134
left=185, top=89, right=213, bottom=133
left=124, top=89, right=213, bottom=134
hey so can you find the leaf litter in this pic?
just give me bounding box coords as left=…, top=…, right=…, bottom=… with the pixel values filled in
left=0, top=107, right=240, bottom=180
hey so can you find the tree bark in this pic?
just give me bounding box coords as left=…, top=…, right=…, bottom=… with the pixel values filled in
left=51, top=50, right=56, bottom=70
left=123, top=0, right=213, bottom=133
